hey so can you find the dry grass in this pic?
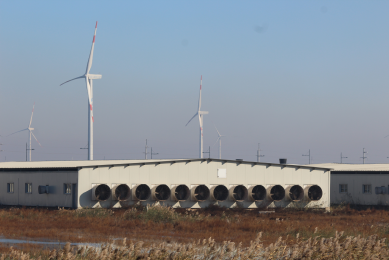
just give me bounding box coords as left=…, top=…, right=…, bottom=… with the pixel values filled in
left=0, top=204, right=389, bottom=249
left=1, top=231, right=388, bottom=259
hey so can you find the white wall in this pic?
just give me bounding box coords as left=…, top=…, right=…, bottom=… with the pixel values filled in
left=331, top=174, right=389, bottom=205
left=77, top=161, right=330, bottom=209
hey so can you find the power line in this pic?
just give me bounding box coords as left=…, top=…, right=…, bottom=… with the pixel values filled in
left=256, top=143, right=264, bottom=162
left=151, top=147, right=159, bottom=159
left=203, top=146, right=210, bottom=158
left=302, top=149, right=311, bottom=164
left=340, top=152, right=347, bottom=164
left=361, top=148, right=368, bottom=164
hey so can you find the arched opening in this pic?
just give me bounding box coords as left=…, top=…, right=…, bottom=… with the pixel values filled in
left=172, top=185, right=190, bottom=201
left=192, top=185, right=210, bottom=201
left=307, top=185, right=323, bottom=201
left=152, top=184, right=171, bottom=201
left=94, top=184, right=111, bottom=201
left=249, top=185, right=266, bottom=201
left=267, top=185, right=285, bottom=201
left=211, top=185, right=229, bottom=201
left=286, top=185, right=303, bottom=201
left=114, top=184, right=131, bottom=201
left=230, top=185, right=248, bottom=201
left=134, top=184, right=151, bottom=201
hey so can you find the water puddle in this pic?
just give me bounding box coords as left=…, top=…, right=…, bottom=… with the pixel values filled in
left=0, top=237, right=101, bottom=249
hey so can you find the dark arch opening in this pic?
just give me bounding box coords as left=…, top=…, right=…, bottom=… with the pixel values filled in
left=213, top=185, right=229, bottom=201
left=174, top=185, right=189, bottom=201
left=270, top=185, right=285, bottom=201
left=114, top=184, right=130, bottom=201
left=308, top=185, right=323, bottom=201
left=194, top=185, right=210, bottom=201
left=135, top=184, right=151, bottom=201
left=95, top=184, right=111, bottom=201
left=154, top=185, right=171, bottom=201
left=251, top=185, right=266, bottom=201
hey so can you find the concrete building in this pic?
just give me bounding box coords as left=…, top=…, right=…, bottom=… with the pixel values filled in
left=312, top=163, right=389, bottom=206
left=0, top=159, right=331, bottom=209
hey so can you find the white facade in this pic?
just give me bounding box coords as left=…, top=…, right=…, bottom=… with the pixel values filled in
left=0, top=159, right=331, bottom=209
left=312, top=163, right=389, bottom=206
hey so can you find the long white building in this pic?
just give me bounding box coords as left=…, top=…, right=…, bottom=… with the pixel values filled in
left=0, top=159, right=331, bottom=209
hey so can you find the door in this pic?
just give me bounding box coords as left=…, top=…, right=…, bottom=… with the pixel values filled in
left=72, top=184, right=77, bottom=209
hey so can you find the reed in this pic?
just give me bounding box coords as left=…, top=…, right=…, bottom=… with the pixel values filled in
left=1, top=230, right=388, bottom=259
left=0, top=204, right=389, bottom=249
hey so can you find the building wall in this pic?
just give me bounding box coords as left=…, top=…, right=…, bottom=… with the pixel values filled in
left=0, top=170, right=78, bottom=207
left=331, top=173, right=389, bottom=205
left=77, top=161, right=330, bottom=209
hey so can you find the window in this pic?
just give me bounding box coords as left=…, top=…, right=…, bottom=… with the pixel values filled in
left=7, top=183, right=14, bottom=193
left=376, top=186, right=386, bottom=194
left=25, top=183, right=32, bottom=194
left=363, top=184, right=371, bottom=194
left=339, top=184, right=348, bottom=193
left=64, top=184, right=71, bottom=194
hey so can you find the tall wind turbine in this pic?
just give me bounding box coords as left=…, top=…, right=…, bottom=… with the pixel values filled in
left=8, top=103, right=42, bottom=161
left=213, top=125, right=225, bottom=159
left=60, top=22, right=101, bottom=160
left=186, top=76, right=208, bottom=158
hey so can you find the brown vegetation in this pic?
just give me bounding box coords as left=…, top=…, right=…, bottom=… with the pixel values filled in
left=0, top=204, right=388, bottom=249
left=1, top=232, right=389, bottom=259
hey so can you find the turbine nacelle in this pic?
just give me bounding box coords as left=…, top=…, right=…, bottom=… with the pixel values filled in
left=87, top=74, right=102, bottom=80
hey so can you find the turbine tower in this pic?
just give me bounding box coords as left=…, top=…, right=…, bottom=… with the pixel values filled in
left=214, top=125, right=225, bottom=159
left=60, top=21, right=101, bottom=160
left=8, top=103, right=42, bottom=161
left=186, top=76, right=208, bottom=158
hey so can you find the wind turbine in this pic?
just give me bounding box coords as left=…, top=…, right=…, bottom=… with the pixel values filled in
left=213, top=125, right=225, bottom=159
left=60, top=21, right=101, bottom=160
left=8, top=103, right=42, bottom=161
left=186, top=76, right=209, bottom=158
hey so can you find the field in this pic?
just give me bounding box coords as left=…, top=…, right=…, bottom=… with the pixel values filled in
left=0, top=204, right=388, bottom=259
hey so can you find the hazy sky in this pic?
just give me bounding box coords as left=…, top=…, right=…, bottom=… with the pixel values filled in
left=0, top=1, right=388, bottom=164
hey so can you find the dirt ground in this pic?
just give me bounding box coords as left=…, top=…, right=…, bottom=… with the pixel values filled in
left=0, top=205, right=388, bottom=248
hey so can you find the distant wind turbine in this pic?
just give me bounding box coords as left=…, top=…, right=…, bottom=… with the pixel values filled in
left=60, top=22, right=101, bottom=160
left=186, top=76, right=209, bottom=158
left=213, top=125, right=225, bottom=159
left=8, top=103, right=42, bottom=161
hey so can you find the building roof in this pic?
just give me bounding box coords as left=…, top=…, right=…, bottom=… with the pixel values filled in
left=0, top=159, right=332, bottom=171
left=309, top=163, right=389, bottom=172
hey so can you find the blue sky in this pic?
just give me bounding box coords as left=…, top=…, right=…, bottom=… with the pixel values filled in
left=0, top=1, right=388, bottom=164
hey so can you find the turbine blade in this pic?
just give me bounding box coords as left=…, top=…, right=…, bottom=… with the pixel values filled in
left=31, top=132, right=42, bottom=147
left=29, top=103, right=35, bottom=128
left=60, top=76, right=84, bottom=86
left=7, top=128, right=28, bottom=137
left=198, top=75, right=202, bottom=111
left=185, top=112, right=198, bottom=126
left=213, top=137, right=221, bottom=147
left=214, top=125, right=221, bottom=137
left=86, top=21, right=98, bottom=74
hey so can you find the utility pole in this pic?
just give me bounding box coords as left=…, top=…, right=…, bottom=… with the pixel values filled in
left=143, top=139, right=149, bottom=159
left=302, top=149, right=311, bottom=164
left=341, top=152, right=347, bottom=164
left=151, top=147, right=159, bottom=159
left=361, top=148, right=368, bottom=164
left=26, top=142, right=34, bottom=162
left=256, top=143, right=265, bottom=162
left=203, top=146, right=210, bottom=158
